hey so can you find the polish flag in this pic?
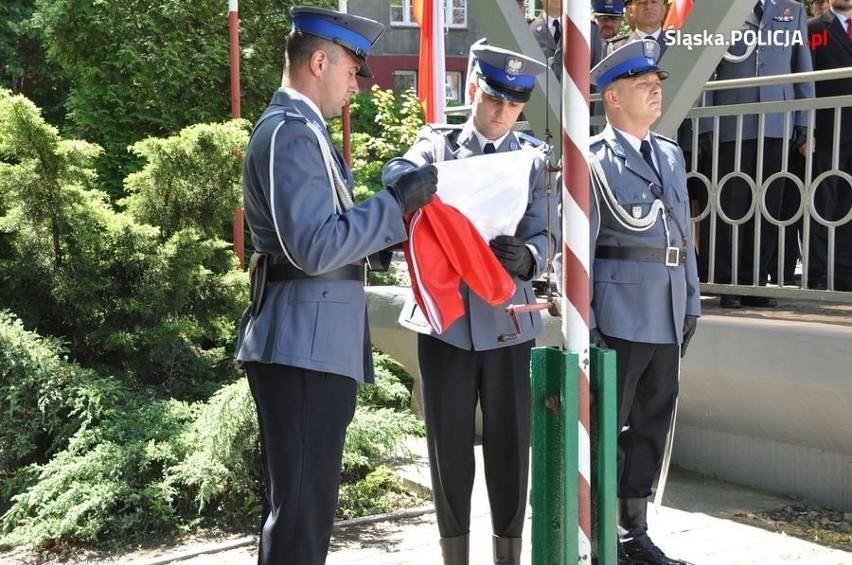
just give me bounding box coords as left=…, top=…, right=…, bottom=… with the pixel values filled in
left=412, top=0, right=446, bottom=123
left=663, top=0, right=693, bottom=30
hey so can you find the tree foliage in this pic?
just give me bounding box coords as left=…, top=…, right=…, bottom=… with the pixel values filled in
left=0, top=89, right=246, bottom=398
left=0, top=313, right=423, bottom=549
left=0, top=0, right=69, bottom=125
left=0, top=82, right=428, bottom=552
left=121, top=119, right=251, bottom=241
left=0, top=313, right=119, bottom=474
left=30, top=0, right=328, bottom=198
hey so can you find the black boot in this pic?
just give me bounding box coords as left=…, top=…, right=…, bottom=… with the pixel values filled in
left=619, top=498, right=689, bottom=565
left=492, top=535, right=522, bottom=564
left=439, top=533, right=470, bottom=565
left=617, top=541, right=634, bottom=565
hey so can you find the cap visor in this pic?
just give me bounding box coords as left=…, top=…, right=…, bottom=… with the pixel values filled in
left=477, top=77, right=530, bottom=103
left=624, top=67, right=669, bottom=81
left=347, top=51, right=372, bottom=78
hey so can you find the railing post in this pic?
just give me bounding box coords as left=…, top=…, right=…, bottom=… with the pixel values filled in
left=591, top=345, right=618, bottom=563
left=531, top=346, right=578, bottom=564
left=531, top=345, right=618, bottom=564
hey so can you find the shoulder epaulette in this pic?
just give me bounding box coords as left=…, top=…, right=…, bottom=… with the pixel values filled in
left=652, top=132, right=678, bottom=146
left=283, top=110, right=308, bottom=122
left=517, top=131, right=545, bottom=148
left=425, top=124, right=462, bottom=146
left=426, top=124, right=463, bottom=134
left=605, top=34, right=629, bottom=45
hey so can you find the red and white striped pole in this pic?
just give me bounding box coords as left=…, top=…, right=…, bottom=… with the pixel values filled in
left=561, top=0, right=592, bottom=561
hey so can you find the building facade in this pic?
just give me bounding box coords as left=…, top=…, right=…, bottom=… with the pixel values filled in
left=349, top=0, right=485, bottom=104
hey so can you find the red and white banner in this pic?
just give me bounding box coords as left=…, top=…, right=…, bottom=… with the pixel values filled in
left=412, top=0, right=446, bottom=123
left=663, top=0, right=693, bottom=30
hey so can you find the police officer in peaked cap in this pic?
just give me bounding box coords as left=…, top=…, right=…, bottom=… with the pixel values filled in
left=383, top=43, right=559, bottom=564
left=470, top=44, right=546, bottom=103
left=593, top=1, right=626, bottom=40
left=589, top=39, right=699, bottom=565
left=237, top=6, right=437, bottom=564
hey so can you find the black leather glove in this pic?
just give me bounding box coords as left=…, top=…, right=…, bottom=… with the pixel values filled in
left=386, top=164, right=438, bottom=214
left=489, top=235, right=534, bottom=280
left=681, top=314, right=698, bottom=358
left=791, top=126, right=808, bottom=151
left=697, top=132, right=713, bottom=158
left=590, top=328, right=609, bottom=350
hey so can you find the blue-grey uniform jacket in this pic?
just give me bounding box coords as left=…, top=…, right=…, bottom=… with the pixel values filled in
left=590, top=125, right=700, bottom=344
left=236, top=89, right=408, bottom=383
left=383, top=122, right=559, bottom=351
left=530, top=15, right=604, bottom=79
left=705, top=0, right=814, bottom=142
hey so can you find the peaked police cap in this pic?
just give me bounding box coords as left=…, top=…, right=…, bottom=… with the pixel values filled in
left=471, top=44, right=547, bottom=103
left=593, top=2, right=625, bottom=16
left=590, top=38, right=669, bottom=91
left=290, top=6, right=384, bottom=78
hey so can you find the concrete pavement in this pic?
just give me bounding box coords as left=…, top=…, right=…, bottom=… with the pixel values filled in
left=134, top=441, right=850, bottom=565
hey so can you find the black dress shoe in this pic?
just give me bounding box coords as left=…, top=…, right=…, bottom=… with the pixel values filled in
left=618, top=541, right=633, bottom=565
left=719, top=295, right=742, bottom=309
left=740, top=296, right=777, bottom=307
left=623, top=535, right=689, bottom=565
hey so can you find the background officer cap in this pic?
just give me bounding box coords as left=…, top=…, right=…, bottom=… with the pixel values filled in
left=290, top=6, right=384, bottom=78
left=471, top=44, right=546, bottom=103
left=593, top=2, right=625, bottom=16
left=590, top=38, right=669, bottom=91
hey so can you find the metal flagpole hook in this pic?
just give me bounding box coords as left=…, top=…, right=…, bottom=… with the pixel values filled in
left=498, top=302, right=553, bottom=343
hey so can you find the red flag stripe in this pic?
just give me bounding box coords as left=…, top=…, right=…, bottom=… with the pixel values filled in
left=412, top=0, right=446, bottom=123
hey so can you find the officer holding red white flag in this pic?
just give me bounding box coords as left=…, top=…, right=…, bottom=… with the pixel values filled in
left=383, top=44, right=556, bottom=564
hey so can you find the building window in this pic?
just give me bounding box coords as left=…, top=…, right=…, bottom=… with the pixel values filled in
left=447, top=0, right=467, bottom=27
left=393, top=70, right=417, bottom=96
left=445, top=71, right=463, bottom=103
left=390, top=0, right=467, bottom=28
left=394, top=70, right=464, bottom=104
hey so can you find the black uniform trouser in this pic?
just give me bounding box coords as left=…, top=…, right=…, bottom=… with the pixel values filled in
left=604, top=335, right=679, bottom=499
left=704, top=139, right=786, bottom=285
left=418, top=334, right=533, bottom=539
left=246, top=362, right=357, bottom=565
left=808, top=142, right=852, bottom=289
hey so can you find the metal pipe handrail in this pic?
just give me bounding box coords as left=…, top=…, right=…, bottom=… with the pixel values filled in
left=704, top=66, right=852, bottom=91
left=589, top=67, right=852, bottom=105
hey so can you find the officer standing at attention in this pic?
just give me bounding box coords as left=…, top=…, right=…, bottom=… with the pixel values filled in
left=382, top=44, right=557, bottom=565
left=588, top=39, right=700, bottom=565
left=606, top=0, right=669, bottom=55
left=236, top=6, right=437, bottom=564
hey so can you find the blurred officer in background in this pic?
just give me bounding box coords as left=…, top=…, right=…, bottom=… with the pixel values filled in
left=595, top=1, right=626, bottom=40
left=701, top=0, right=813, bottom=307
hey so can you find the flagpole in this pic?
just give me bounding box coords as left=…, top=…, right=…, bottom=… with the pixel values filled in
left=339, top=0, right=352, bottom=166
left=229, top=0, right=244, bottom=268
left=561, top=0, right=592, bottom=560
